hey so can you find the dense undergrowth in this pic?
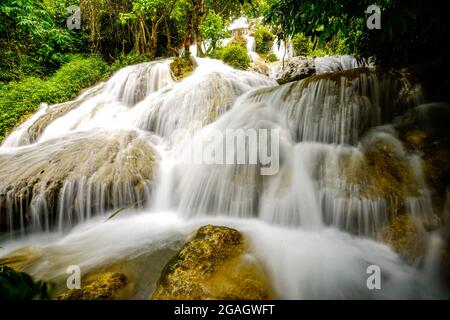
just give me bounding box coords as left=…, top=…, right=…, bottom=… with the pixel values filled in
left=0, top=54, right=148, bottom=141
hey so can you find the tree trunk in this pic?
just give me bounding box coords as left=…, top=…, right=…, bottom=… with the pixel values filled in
left=165, top=20, right=179, bottom=57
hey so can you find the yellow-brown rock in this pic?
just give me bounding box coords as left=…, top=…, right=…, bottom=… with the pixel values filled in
left=57, top=272, right=131, bottom=300
left=151, top=225, right=271, bottom=300
left=382, top=214, right=427, bottom=261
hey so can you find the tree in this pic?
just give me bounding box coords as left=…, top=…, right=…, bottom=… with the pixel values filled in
left=119, top=0, right=179, bottom=58
left=200, top=10, right=229, bottom=53
left=263, top=0, right=450, bottom=68
left=0, top=0, right=80, bottom=81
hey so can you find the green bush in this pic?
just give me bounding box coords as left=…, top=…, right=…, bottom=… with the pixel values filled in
left=292, top=33, right=313, bottom=56
left=266, top=53, right=278, bottom=62
left=254, top=27, right=274, bottom=54
left=209, top=46, right=226, bottom=60
left=170, top=53, right=195, bottom=80
left=0, top=264, right=52, bottom=300
left=0, top=55, right=109, bottom=141
left=228, top=34, right=247, bottom=48
left=221, top=45, right=250, bottom=70
left=110, top=53, right=150, bottom=73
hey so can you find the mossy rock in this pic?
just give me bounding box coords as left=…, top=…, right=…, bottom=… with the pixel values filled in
left=151, top=225, right=271, bottom=300
left=342, top=135, right=421, bottom=201
left=396, top=103, right=450, bottom=215
left=382, top=214, right=427, bottom=261
left=228, top=34, right=247, bottom=48
left=57, top=272, right=130, bottom=300
left=0, top=247, right=40, bottom=271
left=170, top=55, right=196, bottom=80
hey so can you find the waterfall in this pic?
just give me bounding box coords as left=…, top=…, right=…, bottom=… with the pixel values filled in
left=271, top=37, right=294, bottom=61
left=315, top=55, right=372, bottom=74
left=0, top=56, right=446, bottom=299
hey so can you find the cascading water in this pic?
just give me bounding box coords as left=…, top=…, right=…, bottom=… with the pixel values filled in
left=0, top=55, right=446, bottom=299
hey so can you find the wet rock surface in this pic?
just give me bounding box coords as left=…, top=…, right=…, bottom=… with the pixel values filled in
left=57, top=272, right=130, bottom=300
left=274, top=56, right=316, bottom=84
left=152, top=225, right=271, bottom=300
left=0, top=129, right=158, bottom=231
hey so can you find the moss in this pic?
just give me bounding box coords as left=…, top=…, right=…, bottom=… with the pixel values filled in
left=0, top=247, right=40, bottom=271
left=152, top=225, right=271, bottom=300
left=170, top=54, right=196, bottom=80
left=341, top=136, right=420, bottom=201
left=398, top=120, right=450, bottom=216
left=382, top=214, right=427, bottom=261
left=57, top=272, right=129, bottom=300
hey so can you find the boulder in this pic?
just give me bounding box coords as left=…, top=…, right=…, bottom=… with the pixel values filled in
left=0, top=129, right=158, bottom=231
left=250, top=58, right=270, bottom=76
left=57, top=272, right=130, bottom=300
left=151, top=225, right=271, bottom=300
left=382, top=214, right=427, bottom=261
left=275, top=56, right=315, bottom=84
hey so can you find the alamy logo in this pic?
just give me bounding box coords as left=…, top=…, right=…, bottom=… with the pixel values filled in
left=173, top=125, right=280, bottom=176
left=366, top=5, right=381, bottom=30
left=366, top=265, right=381, bottom=290
left=66, top=265, right=81, bottom=289
left=67, top=5, right=81, bottom=30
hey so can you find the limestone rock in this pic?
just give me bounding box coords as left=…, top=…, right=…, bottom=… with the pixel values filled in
left=382, top=214, right=427, bottom=261
left=151, top=225, right=271, bottom=300
left=251, top=58, right=270, bottom=76
left=0, top=129, right=158, bottom=231
left=275, top=56, right=315, bottom=84
left=396, top=103, right=450, bottom=215
left=57, top=272, right=130, bottom=300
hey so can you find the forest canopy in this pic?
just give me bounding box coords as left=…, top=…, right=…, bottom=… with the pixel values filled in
left=1, top=0, right=449, bottom=83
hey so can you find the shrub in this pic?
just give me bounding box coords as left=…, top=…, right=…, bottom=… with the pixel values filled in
left=221, top=45, right=250, bottom=70
left=209, top=46, right=226, bottom=60
left=0, top=264, right=52, bottom=300
left=254, top=27, right=274, bottom=54
left=228, top=34, right=247, bottom=48
left=292, top=33, right=313, bottom=56
left=110, top=53, right=150, bottom=73
left=170, top=53, right=195, bottom=80
left=266, top=53, right=278, bottom=62
left=0, top=55, right=109, bottom=141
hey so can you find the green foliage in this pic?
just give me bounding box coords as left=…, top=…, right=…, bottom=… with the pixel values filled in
left=292, top=33, right=312, bottom=56
left=263, top=0, right=450, bottom=68
left=170, top=53, right=195, bottom=79
left=254, top=26, right=274, bottom=54
left=110, top=53, right=150, bottom=73
left=221, top=45, right=250, bottom=70
left=209, top=46, right=226, bottom=60
left=228, top=34, right=247, bottom=48
left=266, top=53, right=278, bottom=62
left=0, top=55, right=109, bottom=141
left=200, top=10, right=229, bottom=52
left=0, top=0, right=82, bottom=82
left=0, top=264, right=52, bottom=300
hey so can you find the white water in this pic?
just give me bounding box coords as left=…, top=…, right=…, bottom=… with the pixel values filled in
left=0, top=55, right=446, bottom=299
left=272, top=38, right=295, bottom=61
left=0, top=213, right=444, bottom=299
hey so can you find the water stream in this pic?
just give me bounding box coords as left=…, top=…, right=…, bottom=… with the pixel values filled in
left=0, top=54, right=446, bottom=299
